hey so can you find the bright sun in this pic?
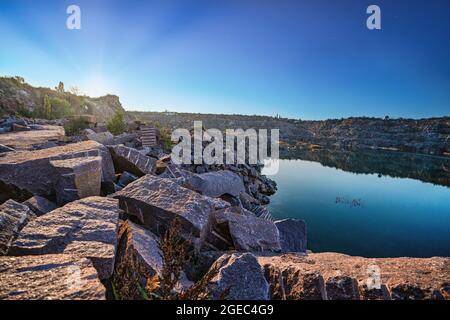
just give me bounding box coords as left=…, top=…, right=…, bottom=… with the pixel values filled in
left=80, top=74, right=113, bottom=97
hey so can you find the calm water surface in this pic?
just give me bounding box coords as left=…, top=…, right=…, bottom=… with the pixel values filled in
left=265, top=152, right=450, bottom=258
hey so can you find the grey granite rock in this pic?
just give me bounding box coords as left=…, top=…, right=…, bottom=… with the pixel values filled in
left=204, top=253, right=270, bottom=300
left=0, top=141, right=115, bottom=201
left=9, top=197, right=121, bottom=279
left=275, top=218, right=307, bottom=253
left=114, top=175, right=229, bottom=247
left=50, top=156, right=102, bottom=205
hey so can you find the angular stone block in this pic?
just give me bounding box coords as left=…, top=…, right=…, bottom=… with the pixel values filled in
left=0, top=141, right=115, bottom=201
left=50, top=156, right=102, bottom=205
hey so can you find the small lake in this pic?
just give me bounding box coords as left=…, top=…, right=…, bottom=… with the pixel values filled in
left=264, top=149, right=450, bottom=258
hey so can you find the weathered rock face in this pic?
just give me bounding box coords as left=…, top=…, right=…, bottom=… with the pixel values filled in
left=0, top=199, right=35, bottom=254
left=50, top=156, right=102, bottom=205
left=112, top=220, right=162, bottom=300
left=205, top=207, right=281, bottom=252
left=108, top=145, right=157, bottom=176
left=205, top=253, right=270, bottom=300
left=0, top=254, right=106, bottom=300
left=275, top=219, right=307, bottom=253
left=85, top=131, right=114, bottom=145
left=180, top=170, right=245, bottom=198
left=0, top=141, right=115, bottom=201
left=23, top=196, right=57, bottom=216
left=259, top=253, right=450, bottom=300
left=9, top=197, right=121, bottom=280
left=114, top=175, right=229, bottom=244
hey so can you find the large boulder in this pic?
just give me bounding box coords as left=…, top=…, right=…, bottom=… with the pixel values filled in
left=108, top=145, right=156, bottom=176
left=112, top=220, right=193, bottom=299
left=112, top=221, right=162, bottom=299
left=0, top=199, right=35, bottom=254
left=50, top=156, right=102, bottom=205
left=23, top=196, right=57, bottom=216
left=114, top=175, right=229, bottom=246
left=0, top=254, right=106, bottom=300
left=0, top=141, right=115, bottom=201
left=259, top=253, right=450, bottom=300
left=204, top=253, right=270, bottom=300
left=205, top=207, right=281, bottom=252
left=180, top=170, right=245, bottom=198
left=9, top=197, right=121, bottom=279
left=275, top=219, right=307, bottom=253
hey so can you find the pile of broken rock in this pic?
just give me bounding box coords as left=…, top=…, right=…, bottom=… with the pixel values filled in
left=0, top=131, right=449, bottom=300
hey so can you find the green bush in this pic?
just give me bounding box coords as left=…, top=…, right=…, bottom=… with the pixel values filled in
left=160, top=127, right=173, bottom=151
left=49, top=97, right=74, bottom=119
left=16, top=107, right=36, bottom=118
left=106, top=110, right=126, bottom=135
left=64, top=117, right=90, bottom=136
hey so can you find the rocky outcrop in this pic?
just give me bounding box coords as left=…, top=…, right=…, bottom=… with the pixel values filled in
left=23, top=196, right=57, bottom=216
left=259, top=253, right=450, bottom=300
left=275, top=219, right=307, bottom=253
left=204, top=253, right=270, bottom=300
left=0, top=199, right=35, bottom=254
left=0, top=254, right=106, bottom=300
left=50, top=156, right=102, bottom=205
left=108, top=145, right=157, bottom=176
left=0, top=77, right=125, bottom=123
left=0, top=141, right=115, bottom=201
left=9, top=197, right=121, bottom=279
left=205, top=207, right=281, bottom=252
left=114, top=175, right=229, bottom=246
left=112, top=220, right=162, bottom=300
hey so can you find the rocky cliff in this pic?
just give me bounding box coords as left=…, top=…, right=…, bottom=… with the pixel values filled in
left=0, top=76, right=125, bottom=123
left=129, top=111, right=450, bottom=156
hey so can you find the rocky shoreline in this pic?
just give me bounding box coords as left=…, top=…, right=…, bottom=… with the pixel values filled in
left=0, top=116, right=449, bottom=300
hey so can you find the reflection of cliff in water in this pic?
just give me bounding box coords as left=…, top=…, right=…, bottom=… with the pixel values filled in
left=280, top=148, right=450, bottom=187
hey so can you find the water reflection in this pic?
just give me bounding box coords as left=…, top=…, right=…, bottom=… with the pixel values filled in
left=281, top=148, right=450, bottom=187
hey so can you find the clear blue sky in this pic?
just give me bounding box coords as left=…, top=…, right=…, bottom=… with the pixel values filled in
left=0, top=0, right=449, bottom=119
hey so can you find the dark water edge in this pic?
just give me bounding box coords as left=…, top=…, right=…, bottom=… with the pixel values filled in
left=267, top=149, right=450, bottom=258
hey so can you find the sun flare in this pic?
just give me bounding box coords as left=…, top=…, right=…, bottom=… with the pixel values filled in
left=80, top=74, right=113, bottom=97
